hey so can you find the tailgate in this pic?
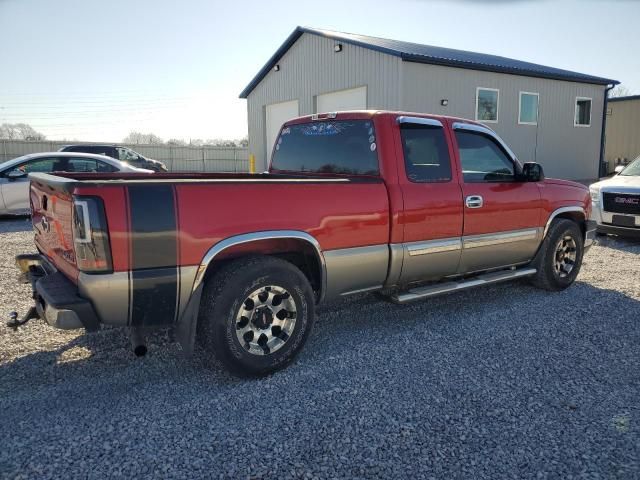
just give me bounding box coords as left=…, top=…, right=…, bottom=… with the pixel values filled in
left=30, top=174, right=79, bottom=282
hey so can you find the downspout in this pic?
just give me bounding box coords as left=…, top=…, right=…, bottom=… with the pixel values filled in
left=598, top=83, right=617, bottom=179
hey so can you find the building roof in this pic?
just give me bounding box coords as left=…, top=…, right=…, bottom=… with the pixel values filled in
left=609, top=95, right=640, bottom=103
left=239, top=26, right=619, bottom=98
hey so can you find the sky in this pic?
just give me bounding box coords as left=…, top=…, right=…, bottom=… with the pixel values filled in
left=0, top=0, right=638, bottom=142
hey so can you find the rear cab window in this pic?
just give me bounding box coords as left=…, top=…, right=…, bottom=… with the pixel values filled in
left=400, top=123, right=452, bottom=183
left=270, top=120, right=379, bottom=175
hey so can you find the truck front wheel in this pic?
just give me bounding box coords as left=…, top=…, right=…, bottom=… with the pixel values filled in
left=531, top=218, right=584, bottom=291
left=198, top=256, right=316, bottom=376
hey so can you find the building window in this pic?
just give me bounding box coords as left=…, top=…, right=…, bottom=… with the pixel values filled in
left=575, top=97, right=592, bottom=127
left=475, top=87, right=499, bottom=123
left=519, top=92, right=539, bottom=125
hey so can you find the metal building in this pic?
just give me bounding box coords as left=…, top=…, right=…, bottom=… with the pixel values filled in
left=240, top=27, right=618, bottom=181
left=604, top=95, right=640, bottom=173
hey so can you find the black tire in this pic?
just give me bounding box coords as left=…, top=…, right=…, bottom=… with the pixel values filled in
left=198, top=255, right=315, bottom=376
left=530, top=219, right=584, bottom=291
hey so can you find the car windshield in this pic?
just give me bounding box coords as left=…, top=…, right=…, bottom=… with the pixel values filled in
left=619, top=157, right=640, bottom=176
left=0, top=155, right=33, bottom=172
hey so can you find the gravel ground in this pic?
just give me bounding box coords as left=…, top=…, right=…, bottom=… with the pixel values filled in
left=0, top=217, right=639, bottom=479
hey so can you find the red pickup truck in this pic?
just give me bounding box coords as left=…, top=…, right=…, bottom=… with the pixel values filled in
left=16, top=111, right=595, bottom=376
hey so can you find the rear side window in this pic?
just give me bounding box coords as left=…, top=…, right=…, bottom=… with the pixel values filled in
left=400, top=124, right=451, bottom=182
left=271, top=120, right=379, bottom=175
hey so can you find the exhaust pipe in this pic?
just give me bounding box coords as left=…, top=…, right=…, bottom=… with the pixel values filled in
left=129, top=327, right=147, bottom=357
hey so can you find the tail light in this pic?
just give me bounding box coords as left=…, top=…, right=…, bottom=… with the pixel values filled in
left=72, top=197, right=113, bottom=272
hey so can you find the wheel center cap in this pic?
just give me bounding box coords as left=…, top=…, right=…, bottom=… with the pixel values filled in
left=252, top=306, right=273, bottom=330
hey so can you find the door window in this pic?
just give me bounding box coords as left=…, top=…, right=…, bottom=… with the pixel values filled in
left=11, top=157, right=58, bottom=174
left=68, top=158, right=118, bottom=173
left=400, top=124, right=451, bottom=182
left=455, top=131, right=515, bottom=183
left=117, top=147, right=141, bottom=163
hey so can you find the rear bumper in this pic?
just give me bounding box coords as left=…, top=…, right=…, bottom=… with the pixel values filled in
left=16, top=254, right=100, bottom=331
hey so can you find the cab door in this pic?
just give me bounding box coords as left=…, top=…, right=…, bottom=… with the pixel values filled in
left=396, top=117, right=464, bottom=284
left=451, top=123, right=543, bottom=273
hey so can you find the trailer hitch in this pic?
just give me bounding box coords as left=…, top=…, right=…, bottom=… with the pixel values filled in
left=7, top=307, right=38, bottom=330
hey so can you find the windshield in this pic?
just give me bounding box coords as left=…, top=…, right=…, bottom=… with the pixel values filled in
left=0, top=155, right=32, bottom=172
left=619, top=157, right=640, bottom=176
left=271, top=120, right=379, bottom=175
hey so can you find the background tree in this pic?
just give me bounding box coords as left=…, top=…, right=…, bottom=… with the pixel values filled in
left=122, top=131, right=164, bottom=144
left=167, top=138, right=187, bottom=146
left=609, top=85, right=632, bottom=98
left=0, top=123, right=46, bottom=141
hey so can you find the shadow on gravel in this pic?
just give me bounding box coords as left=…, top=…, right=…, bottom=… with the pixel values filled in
left=2, top=279, right=639, bottom=395
left=595, top=234, right=640, bottom=254
left=0, top=326, right=240, bottom=400
left=0, top=215, right=32, bottom=233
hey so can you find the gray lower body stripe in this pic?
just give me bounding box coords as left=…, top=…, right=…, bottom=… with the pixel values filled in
left=407, top=239, right=462, bottom=256
left=462, top=228, right=540, bottom=250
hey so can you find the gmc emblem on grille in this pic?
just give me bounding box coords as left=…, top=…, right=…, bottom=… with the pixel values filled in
left=615, top=197, right=639, bottom=205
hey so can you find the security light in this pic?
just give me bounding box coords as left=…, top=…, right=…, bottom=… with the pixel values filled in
left=441, top=99, right=449, bottom=106
left=334, top=44, right=343, bottom=52
left=274, top=64, right=280, bottom=71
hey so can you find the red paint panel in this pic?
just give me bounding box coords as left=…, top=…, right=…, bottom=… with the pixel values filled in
left=460, top=182, right=542, bottom=235
left=176, top=182, right=390, bottom=266
left=30, top=182, right=78, bottom=281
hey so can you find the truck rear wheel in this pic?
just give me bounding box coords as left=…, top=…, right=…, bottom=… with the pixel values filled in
left=531, top=219, right=584, bottom=291
left=198, top=255, right=315, bottom=376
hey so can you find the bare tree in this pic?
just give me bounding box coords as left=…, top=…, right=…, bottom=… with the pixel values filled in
left=0, top=123, right=46, bottom=141
left=610, top=85, right=632, bottom=98
left=167, top=138, right=187, bottom=146
left=122, top=131, right=164, bottom=145
left=203, top=137, right=249, bottom=147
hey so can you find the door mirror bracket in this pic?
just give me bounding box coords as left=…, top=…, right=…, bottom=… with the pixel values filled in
left=6, top=170, right=28, bottom=181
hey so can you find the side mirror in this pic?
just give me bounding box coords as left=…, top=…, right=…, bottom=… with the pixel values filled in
left=521, top=162, right=544, bottom=182
left=6, top=169, right=28, bottom=181
left=614, top=165, right=625, bottom=174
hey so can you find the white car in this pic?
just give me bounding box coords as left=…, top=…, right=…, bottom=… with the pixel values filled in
left=0, top=152, right=152, bottom=215
left=589, top=156, right=640, bottom=237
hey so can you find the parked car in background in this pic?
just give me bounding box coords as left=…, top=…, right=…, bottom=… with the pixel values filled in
left=16, top=111, right=594, bottom=376
left=590, top=155, right=640, bottom=237
left=59, top=144, right=168, bottom=172
left=0, top=152, right=152, bottom=215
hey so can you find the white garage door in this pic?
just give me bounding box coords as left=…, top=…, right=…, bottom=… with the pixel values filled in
left=316, top=86, right=367, bottom=113
left=266, top=100, right=299, bottom=162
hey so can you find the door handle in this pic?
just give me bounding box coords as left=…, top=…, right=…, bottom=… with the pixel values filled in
left=465, top=195, right=484, bottom=209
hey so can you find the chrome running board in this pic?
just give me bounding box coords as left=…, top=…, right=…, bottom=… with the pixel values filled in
left=390, top=267, right=537, bottom=304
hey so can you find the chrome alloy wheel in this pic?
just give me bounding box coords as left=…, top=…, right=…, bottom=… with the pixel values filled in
left=554, top=235, right=577, bottom=278
left=235, top=286, right=297, bottom=355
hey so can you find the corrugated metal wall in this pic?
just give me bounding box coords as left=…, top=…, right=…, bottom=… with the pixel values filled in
left=604, top=98, right=640, bottom=171
left=247, top=33, right=401, bottom=170
left=402, top=62, right=606, bottom=181
left=246, top=32, right=606, bottom=181
left=0, top=140, right=249, bottom=172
